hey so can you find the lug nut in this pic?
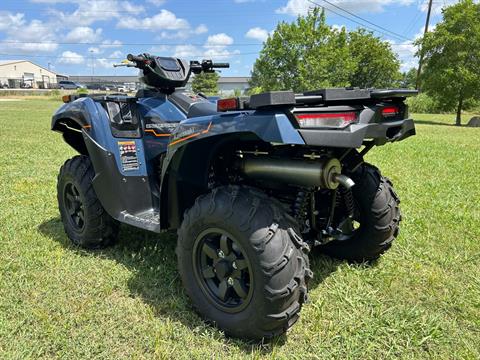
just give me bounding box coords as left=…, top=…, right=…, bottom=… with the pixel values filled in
left=218, top=250, right=225, bottom=258
left=227, top=277, right=234, bottom=286
left=232, top=262, right=237, bottom=270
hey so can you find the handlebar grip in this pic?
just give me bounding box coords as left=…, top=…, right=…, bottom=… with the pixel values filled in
left=213, top=63, right=230, bottom=68
left=127, top=53, right=145, bottom=62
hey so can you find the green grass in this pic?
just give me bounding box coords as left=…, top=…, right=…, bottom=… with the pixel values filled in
left=0, top=99, right=479, bottom=359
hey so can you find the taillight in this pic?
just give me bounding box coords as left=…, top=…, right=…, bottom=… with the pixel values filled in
left=217, top=98, right=239, bottom=111
left=295, top=112, right=358, bottom=128
left=382, top=106, right=400, bottom=117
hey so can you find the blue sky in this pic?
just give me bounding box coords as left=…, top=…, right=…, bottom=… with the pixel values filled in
left=0, top=0, right=457, bottom=76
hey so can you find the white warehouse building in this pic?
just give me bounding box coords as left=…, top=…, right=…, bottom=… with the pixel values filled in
left=0, top=60, right=60, bottom=89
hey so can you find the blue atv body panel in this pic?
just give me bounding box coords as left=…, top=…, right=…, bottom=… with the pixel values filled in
left=52, top=88, right=415, bottom=232
left=51, top=95, right=305, bottom=231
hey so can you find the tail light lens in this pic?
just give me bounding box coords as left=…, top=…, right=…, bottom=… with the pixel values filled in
left=217, top=98, right=239, bottom=111
left=295, top=112, right=358, bottom=128
left=382, top=106, right=400, bottom=118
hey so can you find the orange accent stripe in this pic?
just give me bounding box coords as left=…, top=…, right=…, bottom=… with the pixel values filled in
left=201, top=121, right=213, bottom=134
left=83, top=125, right=92, bottom=129
left=169, top=122, right=213, bottom=146
left=145, top=129, right=171, bottom=137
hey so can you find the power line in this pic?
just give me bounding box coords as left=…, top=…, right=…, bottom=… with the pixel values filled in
left=0, top=52, right=261, bottom=59
left=312, top=0, right=411, bottom=41
left=0, top=40, right=263, bottom=47
left=305, top=0, right=408, bottom=42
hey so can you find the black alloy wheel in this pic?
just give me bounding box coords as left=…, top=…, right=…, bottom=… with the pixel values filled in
left=177, top=186, right=312, bottom=340
left=57, top=155, right=119, bottom=248
left=193, top=229, right=253, bottom=313
left=64, top=182, right=85, bottom=231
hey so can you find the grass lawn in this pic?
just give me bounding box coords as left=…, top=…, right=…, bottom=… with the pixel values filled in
left=0, top=99, right=479, bottom=359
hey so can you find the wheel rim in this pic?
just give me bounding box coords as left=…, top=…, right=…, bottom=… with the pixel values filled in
left=64, top=182, right=85, bottom=231
left=193, top=228, right=253, bottom=313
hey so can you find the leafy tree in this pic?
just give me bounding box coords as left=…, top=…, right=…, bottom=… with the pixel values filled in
left=400, top=68, right=418, bottom=89
left=191, top=71, right=219, bottom=95
left=416, top=0, right=480, bottom=125
left=250, top=8, right=401, bottom=92
left=348, top=29, right=401, bottom=88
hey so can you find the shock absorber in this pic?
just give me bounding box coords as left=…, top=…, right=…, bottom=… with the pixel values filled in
left=340, top=186, right=355, bottom=218
left=292, top=191, right=310, bottom=231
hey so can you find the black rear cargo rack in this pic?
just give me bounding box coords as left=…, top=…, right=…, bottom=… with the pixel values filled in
left=247, top=88, right=418, bottom=109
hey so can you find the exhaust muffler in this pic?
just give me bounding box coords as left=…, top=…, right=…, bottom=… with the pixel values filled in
left=236, top=157, right=354, bottom=189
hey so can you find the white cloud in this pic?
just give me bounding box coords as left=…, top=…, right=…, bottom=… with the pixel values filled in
left=203, top=48, right=240, bottom=60
left=88, top=47, right=101, bottom=54
left=146, top=0, right=166, bottom=5
left=204, top=33, right=239, bottom=60
left=157, top=24, right=208, bottom=40
left=245, top=27, right=269, bottom=42
left=419, top=0, right=458, bottom=12
left=100, top=39, right=123, bottom=48
left=65, top=27, right=103, bottom=43
left=277, top=0, right=415, bottom=16
left=50, top=1, right=144, bottom=26
left=174, top=45, right=199, bottom=58
left=205, top=33, right=234, bottom=48
left=388, top=39, right=418, bottom=71
left=93, top=50, right=124, bottom=69
left=195, top=24, right=209, bottom=34
left=117, top=9, right=189, bottom=31
left=0, top=18, right=58, bottom=54
left=58, top=51, right=85, bottom=65
left=171, top=33, right=239, bottom=60
left=0, top=12, right=25, bottom=30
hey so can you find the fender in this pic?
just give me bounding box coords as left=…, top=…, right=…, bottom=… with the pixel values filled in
left=52, top=98, right=105, bottom=154
left=159, top=110, right=305, bottom=229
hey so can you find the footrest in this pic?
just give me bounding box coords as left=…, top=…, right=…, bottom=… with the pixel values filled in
left=120, top=210, right=160, bottom=232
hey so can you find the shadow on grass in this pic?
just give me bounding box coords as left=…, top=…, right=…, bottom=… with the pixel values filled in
left=38, top=217, right=369, bottom=352
left=413, top=119, right=457, bottom=127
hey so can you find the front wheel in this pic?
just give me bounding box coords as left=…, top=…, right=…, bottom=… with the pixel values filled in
left=57, top=155, right=119, bottom=248
left=177, top=186, right=312, bottom=340
left=320, top=163, right=401, bottom=262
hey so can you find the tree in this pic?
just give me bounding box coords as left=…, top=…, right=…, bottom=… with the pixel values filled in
left=400, top=68, right=418, bottom=89
left=250, top=8, right=401, bottom=92
left=191, top=71, right=219, bottom=95
left=416, top=0, right=480, bottom=125
left=348, top=29, right=401, bottom=88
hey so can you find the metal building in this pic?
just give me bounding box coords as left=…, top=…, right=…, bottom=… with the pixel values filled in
left=0, top=60, right=60, bottom=89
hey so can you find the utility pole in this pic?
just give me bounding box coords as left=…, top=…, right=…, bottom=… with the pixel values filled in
left=416, top=0, right=434, bottom=90
left=90, top=49, right=95, bottom=83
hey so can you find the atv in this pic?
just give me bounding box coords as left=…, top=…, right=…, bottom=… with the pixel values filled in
left=51, top=53, right=417, bottom=340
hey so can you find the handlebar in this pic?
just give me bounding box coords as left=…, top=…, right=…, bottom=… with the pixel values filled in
left=212, top=63, right=230, bottom=69
left=126, top=53, right=145, bottom=62
left=123, top=53, right=229, bottom=73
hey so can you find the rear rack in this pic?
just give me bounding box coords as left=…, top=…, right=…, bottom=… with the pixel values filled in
left=246, top=88, right=418, bottom=109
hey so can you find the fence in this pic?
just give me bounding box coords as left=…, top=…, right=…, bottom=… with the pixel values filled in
left=0, top=77, right=57, bottom=89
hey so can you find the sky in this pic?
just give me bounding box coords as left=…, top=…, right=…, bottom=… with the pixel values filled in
left=0, top=0, right=459, bottom=77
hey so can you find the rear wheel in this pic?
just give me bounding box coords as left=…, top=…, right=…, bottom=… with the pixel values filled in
left=320, top=163, right=401, bottom=262
left=177, top=186, right=312, bottom=340
left=57, top=155, right=119, bottom=248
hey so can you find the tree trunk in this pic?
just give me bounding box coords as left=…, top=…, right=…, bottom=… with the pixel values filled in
left=456, top=95, right=463, bottom=126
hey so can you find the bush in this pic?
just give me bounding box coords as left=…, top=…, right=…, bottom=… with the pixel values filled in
left=407, top=93, right=442, bottom=113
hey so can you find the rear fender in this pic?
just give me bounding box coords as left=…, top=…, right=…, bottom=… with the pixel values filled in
left=159, top=110, right=305, bottom=229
